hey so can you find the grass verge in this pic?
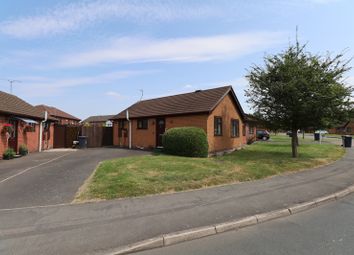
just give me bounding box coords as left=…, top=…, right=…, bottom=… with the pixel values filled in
left=75, top=135, right=345, bottom=201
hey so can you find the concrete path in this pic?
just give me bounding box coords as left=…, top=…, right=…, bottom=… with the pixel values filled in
left=0, top=146, right=353, bottom=255
left=134, top=192, right=354, bottom=255
left=0, top=148, right=149, bottom=209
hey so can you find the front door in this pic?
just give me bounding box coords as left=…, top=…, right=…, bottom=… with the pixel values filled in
left=8, top=119, right=18, bottom=152
left=156, top=118, right=166, bottom=147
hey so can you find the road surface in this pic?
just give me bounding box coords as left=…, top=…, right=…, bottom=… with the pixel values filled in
left=137, top=192, right=354, bottom=255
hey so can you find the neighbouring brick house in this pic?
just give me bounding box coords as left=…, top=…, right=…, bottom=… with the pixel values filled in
left=82, top=115, right=115, bottom=127
left=0, top=91, right=54, bottom=158
left=35, top=105, right=80, bottom=125
left=244, top=114, right=258, bottom=143
left=111, top=86, right=247, bottom=154
left=328, top=119, right=354, bottom=135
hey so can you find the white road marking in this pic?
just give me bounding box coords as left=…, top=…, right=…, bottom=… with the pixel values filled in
left=0, top=202, right=71, bottom=212
left=0, top=153, right=71, bottom=185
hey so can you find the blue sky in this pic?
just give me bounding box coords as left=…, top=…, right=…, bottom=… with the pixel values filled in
left=0, top=0, right=353, bottom=119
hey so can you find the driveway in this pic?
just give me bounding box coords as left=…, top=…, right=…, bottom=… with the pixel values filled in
left=0, top=148, right=149, bottom=209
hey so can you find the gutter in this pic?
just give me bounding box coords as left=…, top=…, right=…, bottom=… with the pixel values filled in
left=126, top=110, right=132, bottom=149
left=39, top=111, right=47, bottom=152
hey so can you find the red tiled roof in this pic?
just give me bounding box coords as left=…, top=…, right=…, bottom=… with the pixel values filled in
left=82, top=115, right=115, bottom=123
left=0, top=91, right=44, bottom=119
left=35, top=105, right=80, bottom=121
left=112, top=86, right=245, bottom=119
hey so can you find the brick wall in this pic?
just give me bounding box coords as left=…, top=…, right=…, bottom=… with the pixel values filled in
left=42, top=123, right=54, bottom=150
left=165, top=114, right=208, bottom=131
left=113, top=121, right=129, bottom=147
left=113, top=114, right=208, bottom=149
left=245, top=123, right=257, bottom=144
left=0, top=116, right=7, bottom=157
left=346, top=121, right=354, bottom=134
left=112, top=94, right=245, bottom=153
left=207, top=94, right=245, bottom=153
left=131, top=118, right=156, bottom=149
left=0, top=115, right=49, bottom=158
left=17, top=121, right=40, bottom=153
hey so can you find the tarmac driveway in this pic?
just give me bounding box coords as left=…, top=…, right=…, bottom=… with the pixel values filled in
left=0, top=148, right=149, bottom=209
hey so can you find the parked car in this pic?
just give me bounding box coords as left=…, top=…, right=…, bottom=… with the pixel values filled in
left=286, top=130, right=301, bottom=137
left=256, top=129, right=270, bottom=140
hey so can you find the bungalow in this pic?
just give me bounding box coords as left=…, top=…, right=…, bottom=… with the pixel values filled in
left=82, top=115, right=115, bottom=127
left=111, top=86, right=247, bottom=154
left=328, top=119, right=354, bottom=135
left=244, top=114, right=258, bottom=143
left=35, top=105, right=80, bottom=125
left=0, top=91, right=54, bottom=158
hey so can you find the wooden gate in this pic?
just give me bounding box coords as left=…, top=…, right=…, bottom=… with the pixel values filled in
left=53, top=125, right=80, bottom=148
left=81, top=126, right=113, bottom=148
left=53, top=125, right=66, bottom=148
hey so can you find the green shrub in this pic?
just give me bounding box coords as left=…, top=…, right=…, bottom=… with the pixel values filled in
left=3, top=148, right=15, bottom=160
left=162, top=127, right=209, bottom=157
left=19, top=144, right=28, bottom=156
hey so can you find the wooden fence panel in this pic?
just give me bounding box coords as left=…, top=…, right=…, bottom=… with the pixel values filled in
left=53, top=125, right=66, bottom=148
left=65, top=126, right=80, bottom=147
left=102, top=127, right=113, bottom=146
left=53, top=125, right=80, bottom=148
left=81, top=126, right=113, bottom=148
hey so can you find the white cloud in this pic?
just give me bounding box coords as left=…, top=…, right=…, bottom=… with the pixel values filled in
left=183, top=84, right=194, bottom=89
left=15, top=69, right=157, bottom=97
left=105, top=91, right=126, bottom=100
left=0, top=0, right=219, bottom=38
left=57, top=32, right=287, bottom=67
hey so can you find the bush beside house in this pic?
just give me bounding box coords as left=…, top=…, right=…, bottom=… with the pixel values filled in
left=162, top=127, right=209, bottom=157
left=3, top=148, right=15, bottom=160
left=19, top=144, right=28, bottom=156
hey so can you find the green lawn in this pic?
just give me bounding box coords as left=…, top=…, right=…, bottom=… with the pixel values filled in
left=75, top=135, right=345, bottom=201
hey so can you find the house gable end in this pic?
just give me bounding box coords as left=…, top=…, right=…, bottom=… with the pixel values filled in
left=209, top=87, right=245, bottom=121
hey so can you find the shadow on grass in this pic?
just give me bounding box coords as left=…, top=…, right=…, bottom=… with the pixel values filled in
left=221, top=150, right=293, bottom=162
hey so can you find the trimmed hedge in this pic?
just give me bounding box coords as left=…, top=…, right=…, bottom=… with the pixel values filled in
left=162, top=127, right=209, bottom=157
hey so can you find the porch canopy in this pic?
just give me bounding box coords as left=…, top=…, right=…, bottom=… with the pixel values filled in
left=13, top=116, right=38, bottom=124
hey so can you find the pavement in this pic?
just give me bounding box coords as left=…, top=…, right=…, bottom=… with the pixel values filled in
left=0, top=148, right=149, bottom=209
left=0, top=144, right=353, bottom=255
left=134, top=192, right=354, bottom=255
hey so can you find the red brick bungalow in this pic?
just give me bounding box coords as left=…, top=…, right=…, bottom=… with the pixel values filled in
left=328, top=119, right=354, bottom=135
left=244, top=114, right=258, bottom=143
left=111, top=86, right=249, bottom=154
left=0, top=91, right=54, bottom=158
left=35, top=105, right=81, bottom=125
left=82, top=115, right=115, bottom=127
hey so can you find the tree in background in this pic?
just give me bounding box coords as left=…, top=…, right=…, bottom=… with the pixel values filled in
left=246, top=40, right=353, bottom=157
